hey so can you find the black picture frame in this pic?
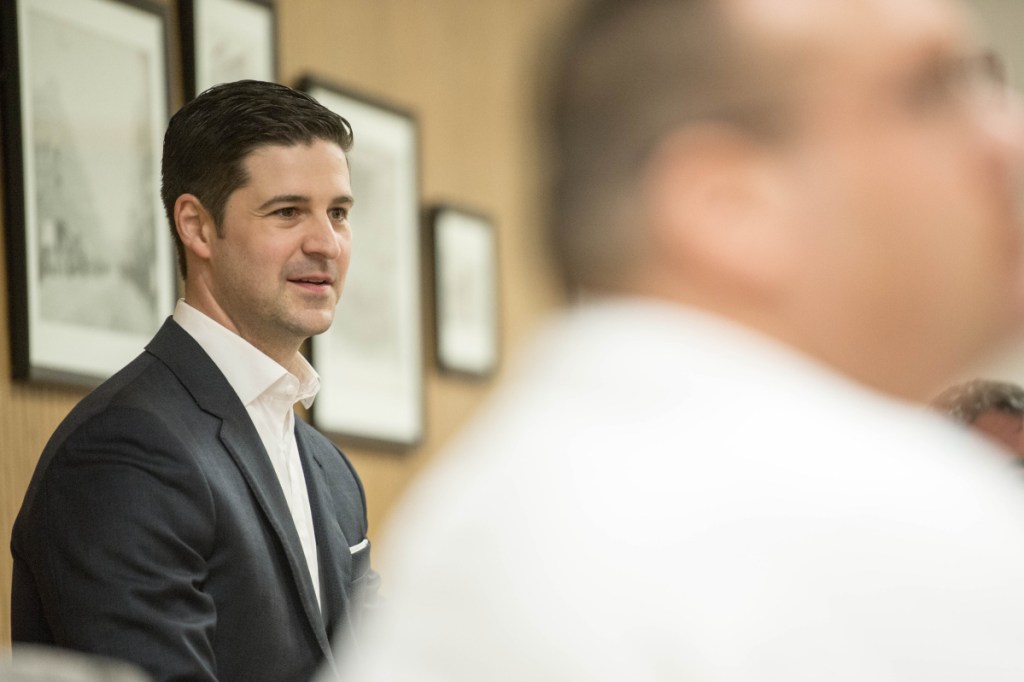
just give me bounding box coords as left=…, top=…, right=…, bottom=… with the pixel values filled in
left=1, top=0, right=175, bottom=386
left=299, top=76, right=425, bottom=449
left=428, top=204, right=500, bottom=378
left=180, top=0, right=277, bottom=101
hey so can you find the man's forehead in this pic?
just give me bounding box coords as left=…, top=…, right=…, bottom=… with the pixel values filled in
left=232, top=140, right=352, bottom=199
left=726, top=0, right=976, bottom=61
left=238, top=141, right=351, bottom=184
left=244, top=140, right=348, bottom=162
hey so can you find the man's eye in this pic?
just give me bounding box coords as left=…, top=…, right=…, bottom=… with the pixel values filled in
left=275, top=207, right=298, bottom=219
left=968, top=50, right=1008, bottom=105
left=329, top=207, right=349, bottom=221
left=905, top=63, right=958, bottom=110
left=905, top=51, right=1007, bottom=112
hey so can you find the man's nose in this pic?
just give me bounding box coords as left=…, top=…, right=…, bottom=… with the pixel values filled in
left=303, top=214, right=343, bottom=260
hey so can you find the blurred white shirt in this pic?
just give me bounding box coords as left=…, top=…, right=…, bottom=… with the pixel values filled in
left=333, top=299, right=1024, bottom=681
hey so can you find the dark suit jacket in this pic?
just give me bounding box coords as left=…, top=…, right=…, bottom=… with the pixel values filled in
left=11, top=319, right=379, bottom=682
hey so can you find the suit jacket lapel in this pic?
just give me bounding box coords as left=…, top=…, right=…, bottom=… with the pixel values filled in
left=296, top=429, right=353, bottom=640
left=216, top=420, right=331, bottom=653
left=146, top=319, right=332, bottom=656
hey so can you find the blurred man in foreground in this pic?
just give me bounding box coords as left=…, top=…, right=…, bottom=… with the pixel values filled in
left=934, top=378, right=1024, bottom=458
left=333, top=0, right=1024, bottom=679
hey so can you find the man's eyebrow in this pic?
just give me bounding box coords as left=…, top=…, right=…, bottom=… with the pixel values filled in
left=257, top=194, right=309, bottom=211
left=255, top=194, right=354, bottom=211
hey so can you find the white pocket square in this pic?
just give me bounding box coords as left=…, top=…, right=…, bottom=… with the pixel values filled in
left=349, top=538, right=369, bottom=554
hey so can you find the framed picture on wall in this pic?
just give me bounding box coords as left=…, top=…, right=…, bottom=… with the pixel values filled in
left=299, top=77, right=424, bottom=449
left=0, top=0, right=174, bottom=385
left=180, top=0, right=277, bottom=100
left=429, top=205, right=500, bottom=378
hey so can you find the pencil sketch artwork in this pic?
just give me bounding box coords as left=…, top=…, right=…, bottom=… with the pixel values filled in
left=436, top=210, right=497, bottom=375
left=440, top=221, right=491, bottom=339
left=195, top=0, right=274, bottom=91
left=28, top=9, right=160, bottom=336
left=331, top=145, right=402, bottom=369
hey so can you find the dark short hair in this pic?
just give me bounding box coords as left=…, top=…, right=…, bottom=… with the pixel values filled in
left=932, top=379, right=1024, bottom=424
left=543, top=0, right=795, bottom=291
left=161, top=80, right=353, bottom=276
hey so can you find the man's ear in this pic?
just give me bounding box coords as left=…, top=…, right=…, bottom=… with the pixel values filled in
left=174, top=194, right=217, bottom=263
left=641, top=124, right=798, bottom=297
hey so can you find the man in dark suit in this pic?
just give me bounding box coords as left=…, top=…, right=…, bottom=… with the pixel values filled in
left=11, top=80, right=379, bottom=682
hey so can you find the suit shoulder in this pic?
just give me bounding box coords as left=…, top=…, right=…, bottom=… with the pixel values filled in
left=60, top=350, right=179, bottom=419
left=36, top=350, right=200, bottom=475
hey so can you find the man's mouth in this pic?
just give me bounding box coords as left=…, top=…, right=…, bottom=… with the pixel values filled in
left=288, top=274, right=335, bottom=291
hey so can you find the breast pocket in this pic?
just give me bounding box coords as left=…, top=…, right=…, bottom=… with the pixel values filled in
left=347, top=537, right=381, bottom=623
left=348, top=538, right=370, bottom=576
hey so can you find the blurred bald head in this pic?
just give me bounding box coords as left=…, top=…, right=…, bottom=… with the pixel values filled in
left=545, top=0, right=1024, bottom=400
left=547, top=0, right=789, bottom=289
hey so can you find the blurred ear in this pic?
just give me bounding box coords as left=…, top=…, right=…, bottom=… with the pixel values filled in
left=174, top=194, right=217, bottom=264
left=641, top=124, right=798, bottom=298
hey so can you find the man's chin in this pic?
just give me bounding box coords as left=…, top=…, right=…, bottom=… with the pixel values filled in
left=291, top=311, right=336, bottom=339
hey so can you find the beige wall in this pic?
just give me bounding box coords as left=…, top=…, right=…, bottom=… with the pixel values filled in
left=956, top=0, right=1024, bottom=385
left=966, top=0, right=1024, bottom=92
left=0, top=0, right=576, bottom=644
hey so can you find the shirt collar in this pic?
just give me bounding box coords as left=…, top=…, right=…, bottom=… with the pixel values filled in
left=173, top=299, right=320, bottom=409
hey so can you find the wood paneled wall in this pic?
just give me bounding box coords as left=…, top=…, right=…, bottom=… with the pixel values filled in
left=0, top=0, right=577, bottom=644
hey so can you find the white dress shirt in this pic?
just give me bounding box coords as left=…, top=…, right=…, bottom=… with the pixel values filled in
left=173, top=300, right=322, bottom=608
left=335, top=298, right=1024, bottom=681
